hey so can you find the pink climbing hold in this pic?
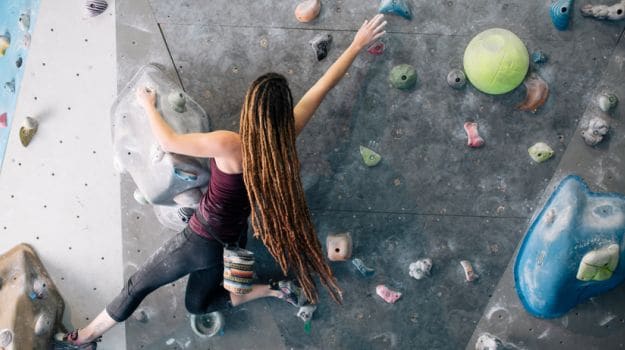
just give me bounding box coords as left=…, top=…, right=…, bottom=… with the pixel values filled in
left=463, top=122, right=484, bottom=148
left=376, top=284, right=402, bottom=304
left=0, top=113, right=6, bottom=128
left=295, top=0, right=321, bottom=23
left=367, top=41, right=385, bottom=55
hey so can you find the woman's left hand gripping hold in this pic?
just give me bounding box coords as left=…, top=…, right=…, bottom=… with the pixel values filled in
left=136, top=86, right=157, bottom=110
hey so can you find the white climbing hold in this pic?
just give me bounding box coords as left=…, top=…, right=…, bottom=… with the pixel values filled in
left=460, top=260, right=479, bottom=282
left=409, top=258, right=432, bottom=280
left=133, top=189, right=149, bottom=205
left=0, top=329, right=13, bottom=347
left=297, top=304, right=317, bottom=322
left=19, top=12, right=31, bottom=31
left=475, top=333, right=504, bottom=350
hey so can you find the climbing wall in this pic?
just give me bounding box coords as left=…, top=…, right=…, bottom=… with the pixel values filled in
left=0, top=0, right=125, bottom=349
left=116, top=0, right=625, bottom=349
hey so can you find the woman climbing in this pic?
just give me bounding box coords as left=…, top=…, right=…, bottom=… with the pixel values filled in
left=55, top=14, right=386, bottom=348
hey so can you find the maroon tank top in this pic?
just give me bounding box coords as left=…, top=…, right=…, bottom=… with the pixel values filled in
left=188, top=158, right=251, bottom=242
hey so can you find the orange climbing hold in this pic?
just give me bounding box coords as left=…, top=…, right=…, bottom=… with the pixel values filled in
left=295, top=0, right=321, bottom=22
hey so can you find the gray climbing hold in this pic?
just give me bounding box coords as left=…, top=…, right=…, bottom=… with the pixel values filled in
left=16, top=56, right=23, bottom=68
left=531, top=50, right=548, bottom=64
left=0, top=329, right=13, bottom=347
left=475, top=333, right=504, bottom=350
left=446, top=69, right=466, bottom=89
left=134, top=308, right=149, bottom=323
left=84, top=0, right=108, bottom=17
left=4, top=79, right=15, bottom=94
left=359, top=145, right=382, bottom=167
left=19, top=12, right=30, bottom=31
left=389, top=64, right=417, bottom=90
left=352, top=258, right=375, bottom=277
left=34, top=313, right=53, bottom=336
left=581, top=0, right=625, bottom=20
left=581, top=116, right=610, bottom=146
left=598, top=93, right=618, bottom=112
left=20, top=116, right=38, bottom=147
left=310, top=33, right=332, bottom=61
left=528, top=142, right=554, bottom=163
left=190, top=311, right=225, bottom=338
left=168, top=91, right=187, bottom=113
left=133, top=189, right=149, bottom=205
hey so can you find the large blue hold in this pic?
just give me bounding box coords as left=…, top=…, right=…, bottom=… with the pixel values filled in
left=378, top=0, right=412, bottom=20
left=550, top=0, right=574, bottom=30
left=515, top=175, right=625, bottom=318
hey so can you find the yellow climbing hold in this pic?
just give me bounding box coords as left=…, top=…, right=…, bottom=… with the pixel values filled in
left=0, top=35, right=10, bottom=57
left=359, top=146, right=381, bottom=167
left=576, top=244, right=619, bottom=281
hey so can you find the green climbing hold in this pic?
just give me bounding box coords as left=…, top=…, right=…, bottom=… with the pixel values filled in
left=304, top=320, right=312, bottom=334
left=576, top=244, right=619, bottom=282
left=528, top=142, right=554, bottom=163
left=389, top=64, right=417, bottom=90
left=359, top=146, right=381, bottom=167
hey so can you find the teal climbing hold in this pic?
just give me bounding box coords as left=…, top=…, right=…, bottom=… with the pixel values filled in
left=550, top=0, right=574, bottom=30
left=378, top=0, right=412, bottom=20
left=389, top=64, right=417, bottom=90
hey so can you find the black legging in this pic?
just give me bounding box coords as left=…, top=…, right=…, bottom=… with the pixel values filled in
left=106, top=227, right=246, bottom=322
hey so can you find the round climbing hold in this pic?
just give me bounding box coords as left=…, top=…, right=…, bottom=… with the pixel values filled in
left=84, top=0, right=108, bottom=17
left=446, top=69, right=466, bottom=89
left=531, top=50, right=548, bottom=64
left=0, top=329, right=13, bottom=347
left=598, top=93, right=618, bottom=112
left=389, top=64, right=417, bottom=90
left=190, top=311, right=225, bottom=338
left=168, top=91, right=187, bottom=113
left=463, top=28, right=529, bottom=95
left=0, top=34, right=10, bottom=57
left=528, top=142, right=554, bottom=163
left=295, top=0, right=321, bottom=23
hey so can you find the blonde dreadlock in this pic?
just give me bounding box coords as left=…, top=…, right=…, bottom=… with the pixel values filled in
left=240, top=73, right=342, bottom=304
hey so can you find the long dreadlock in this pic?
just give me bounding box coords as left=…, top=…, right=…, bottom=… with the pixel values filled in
left=240, top=73, right=343, bottom=304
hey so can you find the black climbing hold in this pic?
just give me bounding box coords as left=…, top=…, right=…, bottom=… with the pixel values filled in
left=15, top=57, right=22, bottom=68
left=84, top=0, right=108, bottom=17
left=310, top=34, right=333, bottom=61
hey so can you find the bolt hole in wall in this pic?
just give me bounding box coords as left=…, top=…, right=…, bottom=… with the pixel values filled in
left=0, top=0, right=41, bottom=170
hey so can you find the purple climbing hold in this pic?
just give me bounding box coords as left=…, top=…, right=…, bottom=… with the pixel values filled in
left=0, top=113, right=7, bottom=128
left=367, top=41, right=385, bottom=55
left=310, top=33, right=332, bottom=61
left=378, top=0, right=412, bottom=19
left=84, top=0, right=108, bottom=17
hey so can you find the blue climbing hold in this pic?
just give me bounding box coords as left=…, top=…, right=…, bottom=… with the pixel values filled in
left=378, top=0, right=412, bottom=20
left=531, top=50, right=548, bottom=64
left=550, top=0, right=574, bottom=31
left=515, top=175, right=625, bottom=318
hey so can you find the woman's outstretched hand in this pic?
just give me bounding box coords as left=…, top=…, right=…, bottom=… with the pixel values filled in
left=136, top=86, right=157, bottom=110
left=350, top=14, right=387, bottom=51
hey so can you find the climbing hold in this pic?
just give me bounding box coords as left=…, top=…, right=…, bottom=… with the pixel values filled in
left=297, top=304, right=317, bottom=322
left=409, top=258, right=432, bottom=280
left=150, top=143, right=165, bottom=163
left=517, top=73, right=549, bottom=113
left=463, top=28, right=529, bottom=95
left=389, top=64, right=417, bottom=90
left=173, top=168, right=198, bottom=182
left=134, top=308, right=150, bottom=323
left=0, top=113, right=7, bottom=128
left=19, top=13, right=31, bottom=31
left=531, top=50, right=548, bottom=64
left=32, top=278, right=48, bottom=299
left=367, top=41, right=385, bottom=55
left=190, top=311, right=225, bottom=338
left=460, top=260, right=479, bottom=282
left=550, top=0, right=574, bottom=30
left=295, top=0, right=321, bottom=23
left=581, top=116, right=610, bottom=146
left=133, top=189, right=149, bottom=205
left=22, top=33, right=31, bottom=48
left=581, top=0, right=625, bottom=20
left=4, top=79, right=15, bottom=94
left=84, top=0, right=109, bottom=17
left=577, top=244, right=619, bottom=281
left=326, top=232, right=352, bottom=261
left=0, top=329, right=13, bottom=347
left=16, top=56, right=23, bottom=68
left=463, top=122, right=485, bottom=148
left=359, top=145, right=382, bottom=167
left=598, top=92, right=618, bottom=112
left=178, top=207, right=195, bottom=223
left=528, top=142, right=554, bottom=163
left=19, top=116, right=38, bottom=147
left=515, top=175, right=625, bottom=318
left=446, top=69, right=466, bottom=89
left=376, top=284, right=401, bottom=303
left=475, top=333, right=504, bottom=350
left=310, top=33, right=332, bottom=61
left=378, top=0, right=412, bottom=19
left=0, top=34, right=10, bottom=56
left=34, top=313, right=53, bottom=336
left=352, top=258, right=375, bottom=277
left=168, top=91, right=187, bottom=113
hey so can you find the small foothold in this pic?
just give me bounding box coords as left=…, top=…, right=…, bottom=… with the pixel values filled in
left=174, top=168, right=198, bottom=182
left=409, top=258, right=433, bottom=280
left=359, top=145, right=382, bottom=167
left=34, top=313, right=53, bottom=336
left=528, top=142, right=554, bottom=163
left=545, top=208, right=557, bottom=224
left=367, top=41, right=385, bottom=55
left=0, top=34, right=10, bottom=56
left=376, top=284, right=402, bottom=303
left=19, top=116, right=38, bottom=147
left=168, top=91, right=187, bottom=113
left=22, top=33, right=31, bottom=48
left=150, top=143, right=165, bottom=163
left=576, top=244, right=619, bottom=281
left=464, top=122, right=485, bottom=148
left=18, top=13, right=31, bottom=31
left=4, top=79, right=15, bottom=94
left=581, top=117, right=610, bottom=146
left=550, top=0, right=574, bottom=30
left=389, top=64, right=417, bottom=90
left=84, top=0, right=109, bottom=17
left=378, top=0, right=412, bottom=19
left=598, top=93, right=618, bottom=112
left=475, top=333, right=504, bottom=350
left=517, top=73, right=549, bottom=113
left=460, top=260, right=479, bottom=282
left=531, top=50, right=548, bottom=64
left=32, top=278, right=47, bottom=299
left=297, top=304, right=317, bottom=322
left=447, top=69, right=466, bottom=89
left=190, top=311, right=225, bottom=338
left=0, top=113, right=7, bottom=128
left=16, top=56, right=23, bottom=68
left=0, top=329, right=13, bottom=347
left=310, top=33, right=332, bottom=61
left=326, top=232, right=352, bottom=261
left=133, top=189, right=149, bottom=205
left=581, top=1, right=625, bottom=20
left=134, top=309, right=149, bottom=323
left=295, top=0, right=321, bottom=23
left=352, top=258, right=375, bottom=277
